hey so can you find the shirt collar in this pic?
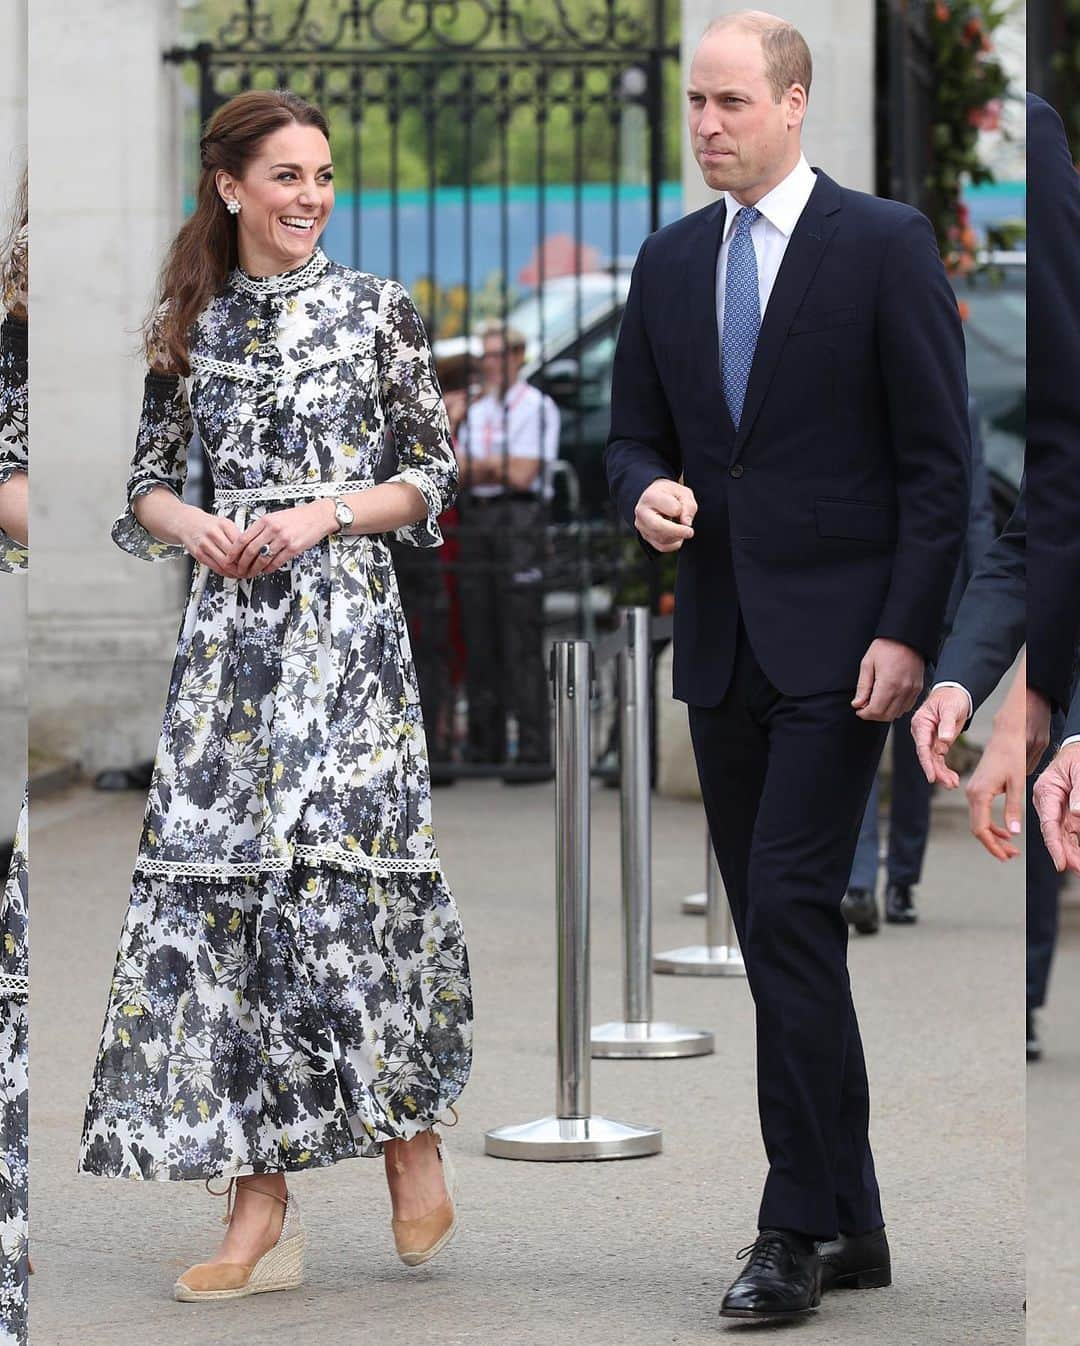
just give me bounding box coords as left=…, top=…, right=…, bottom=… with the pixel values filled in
left=721, top=154, right=816, bottom=242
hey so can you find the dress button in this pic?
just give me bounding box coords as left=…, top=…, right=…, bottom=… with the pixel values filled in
left=729, top=464, right=743, bottom=479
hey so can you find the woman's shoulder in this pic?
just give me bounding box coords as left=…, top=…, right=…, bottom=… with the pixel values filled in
left=325, top=260, right=405, bottom=307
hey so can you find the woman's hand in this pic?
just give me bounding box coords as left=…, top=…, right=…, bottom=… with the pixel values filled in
left=176, top=506, right=245, bottom=578
left=227, top=499, right=338, bottom=578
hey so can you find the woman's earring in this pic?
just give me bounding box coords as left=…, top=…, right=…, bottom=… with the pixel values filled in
left=226, top=199, right=241, bottom=215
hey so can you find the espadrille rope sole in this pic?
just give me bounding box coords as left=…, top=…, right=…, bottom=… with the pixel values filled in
left=173, top=1230, right=306, bottom=1301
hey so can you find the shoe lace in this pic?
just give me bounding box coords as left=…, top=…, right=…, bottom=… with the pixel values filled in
left=735, top=1232, right=794, bottom=1274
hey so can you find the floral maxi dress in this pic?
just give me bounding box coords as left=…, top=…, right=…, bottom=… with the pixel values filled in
left=0, top=225, right=29, bottom=1345
left=79, top=248, right=473, bottom=1182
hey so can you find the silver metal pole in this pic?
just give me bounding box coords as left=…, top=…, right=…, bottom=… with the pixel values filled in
left=592, top=609, right=713, bottom=1058
left=486, top=641, right=662, bottom=1160
left=655, top=827, right=746, bottom=977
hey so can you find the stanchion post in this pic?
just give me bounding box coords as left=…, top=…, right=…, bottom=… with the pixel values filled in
left=654, top=827, right=746, bottom=977
left=485, top=640, right=662, bottom=1159
left=592, top=609, right=714, bottom=1058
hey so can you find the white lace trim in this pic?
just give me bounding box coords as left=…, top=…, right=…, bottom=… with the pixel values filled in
left=230, top=247, right=330, bottom=297
left=189, top=355, right=261, bottom=384
left=0, top=973, right=27, bottom=1001
left=213, top=478, right=373, bottom=507
left=190, top=331, right=376, bottom=388
left=134, top=848, right=441, bottom=881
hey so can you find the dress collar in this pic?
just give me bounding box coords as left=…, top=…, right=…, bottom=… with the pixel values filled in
left=231, top=246, right=330, bottom=298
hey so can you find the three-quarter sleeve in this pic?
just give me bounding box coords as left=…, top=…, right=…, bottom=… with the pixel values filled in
left=376, top=279, right=458, bottom=548
left=0, top=314, right=28, bottom=574
left=111, top=370, right=192, bottom=561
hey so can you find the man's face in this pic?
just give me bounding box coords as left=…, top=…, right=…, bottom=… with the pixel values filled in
left=687, top=28, right=804, bottom=204
left=481, top=336, right=525, bottom=388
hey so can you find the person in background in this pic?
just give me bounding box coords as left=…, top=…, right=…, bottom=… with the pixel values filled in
left=456, top=321, right=560, bottom=778
left=843, top=399, right=996, bottom=933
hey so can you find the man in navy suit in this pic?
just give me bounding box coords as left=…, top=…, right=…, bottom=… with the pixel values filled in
left=605, top=12, right=969, bottom=1320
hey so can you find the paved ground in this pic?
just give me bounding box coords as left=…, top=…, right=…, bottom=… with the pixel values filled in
left=1028, top=898, right=1080, bottom=1346
left=30, top=728, right=1024, bottom=1344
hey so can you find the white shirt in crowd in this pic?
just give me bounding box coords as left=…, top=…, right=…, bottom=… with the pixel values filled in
left=457, top=380, right=561, bottom=501
left=716, top=152, right=817, bottom=342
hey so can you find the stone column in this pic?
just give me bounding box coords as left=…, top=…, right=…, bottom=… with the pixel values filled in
left=0, top=0, right=27, bottom=829
left=29, top=0, right=187, bottom=771
left=680, top=1, right=875, bottom=214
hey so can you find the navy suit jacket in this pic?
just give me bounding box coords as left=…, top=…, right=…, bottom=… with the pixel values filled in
left=1027, top=92, right=1080, bottom=712
left=605, top=169, right=971, bottom=704
left=934, top=485, right=1025, bottom=716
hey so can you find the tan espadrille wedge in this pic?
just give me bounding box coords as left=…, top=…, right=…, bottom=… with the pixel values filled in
left=173, top=1179, right=305, bottom=1302
left=391, top=1133, right=459, bottom=1267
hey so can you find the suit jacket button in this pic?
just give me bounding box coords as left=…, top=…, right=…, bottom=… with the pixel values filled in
left=729, top=464, right=743, bottom=479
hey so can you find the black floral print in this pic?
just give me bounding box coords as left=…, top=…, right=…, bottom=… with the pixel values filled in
left=80, top=249, right=472, bottom=1181
left=0, top=791, right=27, bottom=1346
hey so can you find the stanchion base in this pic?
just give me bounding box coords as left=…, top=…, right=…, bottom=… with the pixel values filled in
left=653, top=945, right=747, bottom=977
left=591, top=1020, right=714, bottom=1058
left=485, top=1114, right=662, bottom=1161
left=681, top=891, right=706, bottom=915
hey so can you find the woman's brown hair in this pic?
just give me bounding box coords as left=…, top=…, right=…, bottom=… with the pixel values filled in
left=0, top=166, right=28, bottom=320
left=148, top=89, right=330, bottom=375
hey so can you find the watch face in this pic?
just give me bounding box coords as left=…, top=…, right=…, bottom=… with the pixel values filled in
left=335, top=499, right=354, bottom=527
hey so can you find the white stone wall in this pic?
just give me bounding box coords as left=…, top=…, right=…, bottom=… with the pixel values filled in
left=680, top=0, right=875, bottom=214
left=0, top=0, right=27, bottom=829
left=29, top=0, right=186, bottom=771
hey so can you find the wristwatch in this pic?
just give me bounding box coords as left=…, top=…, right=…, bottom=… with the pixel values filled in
left=333, top=498, right=354, bottom=533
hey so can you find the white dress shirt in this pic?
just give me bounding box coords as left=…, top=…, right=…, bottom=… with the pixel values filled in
left=458, top=380, right=561, bottom=501
left=715, top=152, right=818, bottom=344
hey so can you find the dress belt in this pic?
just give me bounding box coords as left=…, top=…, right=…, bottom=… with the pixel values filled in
left=213, top=478, right=372, bottom=508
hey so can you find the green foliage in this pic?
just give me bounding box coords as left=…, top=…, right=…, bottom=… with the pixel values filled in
left=924, top=1, right=1010, bottom=273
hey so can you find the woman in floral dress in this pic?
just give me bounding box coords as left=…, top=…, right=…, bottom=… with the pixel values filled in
left=0, top=180, right=30, bottom=1344
left=79, top=92, right=473, bottom=1301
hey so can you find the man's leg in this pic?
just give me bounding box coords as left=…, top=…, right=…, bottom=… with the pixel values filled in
left=1027, top=745, right=1062, bottom=1025
left=500, top=498, right=550, bottom=765
left=848, top=775, right=881, bottom=894
left=458, top=505, right=505, bottom=763
left=885, top=707, right=934, bottom=889
left=690, top=628, right=886, bottom=1239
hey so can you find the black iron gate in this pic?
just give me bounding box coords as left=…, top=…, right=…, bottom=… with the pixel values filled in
left=164, top=2, right=679, bottom=778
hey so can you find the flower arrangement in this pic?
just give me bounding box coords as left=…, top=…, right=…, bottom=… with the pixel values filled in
left=925, top=1, right=1010, bottom=274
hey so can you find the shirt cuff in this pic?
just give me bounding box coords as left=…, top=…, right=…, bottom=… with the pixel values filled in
left=1061, top=735, right=1080, bottom=750
left=931, top=681, right=974, bottom=725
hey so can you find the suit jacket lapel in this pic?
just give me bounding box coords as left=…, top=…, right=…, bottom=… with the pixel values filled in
left=732, top=173, right=842, bottom=457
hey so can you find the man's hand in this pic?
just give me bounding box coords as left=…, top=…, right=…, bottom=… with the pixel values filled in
left=1033, top=742, right=1080, bottom=874
left=851, top=638, right=925, bottom=723
left=634, top=480, right=698, bottom=553
left=1026, top=686, right=1052, bottom=775
left=964, top=716, right=1024, bottom=861
left=910, top=685, right=970, bottom=786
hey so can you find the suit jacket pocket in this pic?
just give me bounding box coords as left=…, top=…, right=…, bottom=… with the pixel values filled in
left=789, top=304, right=858, bottom=335
left=814, top=497, right=895, bottom=542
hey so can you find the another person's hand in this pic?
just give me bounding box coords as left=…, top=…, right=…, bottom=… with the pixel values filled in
left=634, top=479, right=697, bottom=552
left=911, top=685, right=970, bottom=787
left=964, top=715, right=1024, bottom=861
left=0, top=470, right=28, bottom=545
left=228, top=500, right=340, bottom=578
left=1026, top=686, right=1052, bottom=775
left=1033, top=743, right=1080, bottom=874
left=851, top=639, right=925, bottom=723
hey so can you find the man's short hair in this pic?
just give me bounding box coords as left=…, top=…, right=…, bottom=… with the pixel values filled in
left=704, top=11, right=812, bottom=101
left=479, top=319, right=527, bottom=351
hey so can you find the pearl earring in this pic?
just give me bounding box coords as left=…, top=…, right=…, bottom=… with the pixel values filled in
left=226, top=199, right=241, bottom=215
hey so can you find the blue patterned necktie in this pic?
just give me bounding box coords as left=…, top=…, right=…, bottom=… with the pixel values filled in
left=722, top=205, right=761, bottom=428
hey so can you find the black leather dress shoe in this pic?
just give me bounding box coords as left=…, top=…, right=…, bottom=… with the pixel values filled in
left=816, top=1227, right=892, bottom=1291
left=719, top=1230, right=822, bottom=1319
left=841, top=886, right=879, bottom=935
left=884, top=881, right=917, bottom=924
left=1027, top=1010, right=1042, bottom=1062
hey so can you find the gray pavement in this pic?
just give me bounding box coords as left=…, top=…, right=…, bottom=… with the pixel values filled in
left=30, top=769, right=1024, bottom=1345
left=1028, top=899, right=1080, bottom=1346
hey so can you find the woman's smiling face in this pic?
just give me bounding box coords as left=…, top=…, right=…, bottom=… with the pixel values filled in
left=217, top=121, right=335, bottom=276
